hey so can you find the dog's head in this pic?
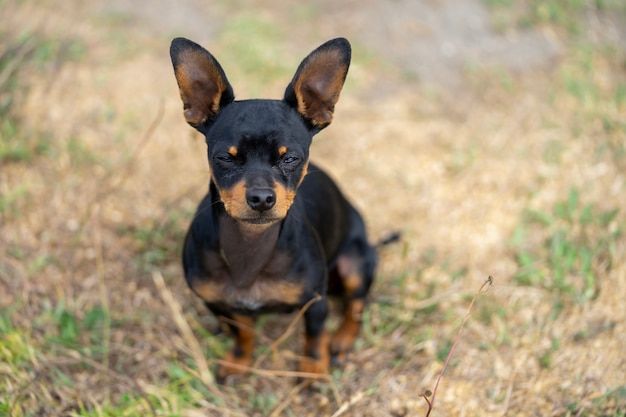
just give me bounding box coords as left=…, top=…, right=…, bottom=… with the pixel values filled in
left=170, top=38, right=351, bottom=226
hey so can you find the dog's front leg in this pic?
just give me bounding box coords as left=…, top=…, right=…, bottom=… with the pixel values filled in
left=300, top=295, right=329, bottom=376
left=216, top=313, right=256, bottom=382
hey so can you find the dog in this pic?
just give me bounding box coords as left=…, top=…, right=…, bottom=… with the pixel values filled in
left=170, top=37, right=380, bottom=381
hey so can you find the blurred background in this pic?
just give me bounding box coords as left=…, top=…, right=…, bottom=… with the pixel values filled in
left=1, top=0, right=625, bottom=415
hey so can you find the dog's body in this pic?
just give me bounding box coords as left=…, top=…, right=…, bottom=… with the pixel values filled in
left=170, top=37, right=377, bottom=379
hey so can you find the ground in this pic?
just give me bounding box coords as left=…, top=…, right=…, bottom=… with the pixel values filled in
left=1, top=0, right=625, bottom=416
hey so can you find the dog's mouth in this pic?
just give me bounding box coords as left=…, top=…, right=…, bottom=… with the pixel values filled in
left=238, top=215, right=282, bottom=225
left=221, top=203, right=285, bottom=225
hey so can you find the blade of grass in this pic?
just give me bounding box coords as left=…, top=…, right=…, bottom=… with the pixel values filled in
left=151, top=269, right=222, bottom=398
left=93, top=204, right=111, bottom=405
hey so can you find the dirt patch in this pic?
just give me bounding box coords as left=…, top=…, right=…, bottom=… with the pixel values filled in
left=105, top=0, right=563, bottom=89
left=311, top=0, right=562, bottom=87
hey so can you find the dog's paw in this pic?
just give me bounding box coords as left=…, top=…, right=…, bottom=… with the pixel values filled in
left=299, top=356, right=329, bottom=377
left=330, top=298, right=365, bottom=365
left=330, top=327, right=357, bottom=353
left=329, top=324, right=359, bottom=365
left=215, top=351, right=253, bottom=383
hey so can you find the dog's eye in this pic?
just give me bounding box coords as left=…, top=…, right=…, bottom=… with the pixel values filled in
left=282, top=155, right=299, bottom=164
left=216, top=155, right=233, bottom=163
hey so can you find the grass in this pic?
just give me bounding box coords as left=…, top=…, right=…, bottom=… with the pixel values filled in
left=0, top=29, right=85, bottom=163
left=212, top=13, right=294, bottom=97
left=560, top=42, right=626, bottom=169
left=511, top=187, right=620, bottom=304
left=0, top=291, right=227, bottom=416
left=1, top=0, right=626, bottom=415
left=120, top=207, right=190, bottom=271
left=565, top=385, right=626, bottom=417
left=484, top=0, right=626, bottom=34
left=503, top=0, right=625, bottom=314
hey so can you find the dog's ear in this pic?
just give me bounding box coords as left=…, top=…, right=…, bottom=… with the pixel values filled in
left=284, top=38, right=351, bottom=132
left=170, top=38, right=235, bottom=130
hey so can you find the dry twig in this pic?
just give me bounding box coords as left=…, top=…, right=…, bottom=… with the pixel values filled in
left=422, top=275, right=493, bottom=416
left=253, top=293, right=322, bottom=368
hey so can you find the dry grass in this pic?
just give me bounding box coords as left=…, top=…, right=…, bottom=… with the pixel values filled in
left=1, top=0, right=625, bottom=416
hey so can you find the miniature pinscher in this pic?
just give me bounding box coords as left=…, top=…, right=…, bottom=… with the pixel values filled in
left=170, top=37, right=380, bottom=380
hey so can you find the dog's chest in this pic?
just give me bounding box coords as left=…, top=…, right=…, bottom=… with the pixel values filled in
left=190, top=249, right=305, bottom=311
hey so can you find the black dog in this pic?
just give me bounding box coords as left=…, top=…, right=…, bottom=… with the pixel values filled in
left=170, top=37, right=377, bottom=380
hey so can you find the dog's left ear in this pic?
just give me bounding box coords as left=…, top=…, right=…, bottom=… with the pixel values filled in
left=284, top=38, right=351, bottom=131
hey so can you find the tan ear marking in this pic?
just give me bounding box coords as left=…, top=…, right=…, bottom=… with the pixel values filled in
left=285, top=39, right=351, bottom=129
left=170, top=38, right=234, bottom=128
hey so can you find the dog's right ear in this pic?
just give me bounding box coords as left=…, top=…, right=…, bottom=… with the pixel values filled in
left=170, top=38, right=235, bottom=130
left=284, top=38, right=351, bottom=133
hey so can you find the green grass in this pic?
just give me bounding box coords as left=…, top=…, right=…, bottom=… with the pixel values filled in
left=524, top=0, right=588, bottom=33
left=0, top=32, right=85, bottom=164
left=511, top=188, right=620, bottom=304
left=484, top=0, right=626, bottom=34
left=558, top=42, right=626, bottom=168
left=66, top=137, right=100, bottom=167
left=213, top=13, right=292, bottom=96
left=120, top=207, right=190, bottom=271
left=508, top=29, right=625, bottom=305
left=566, top=385, right=626, bottom=417
left=0, top=183, right=30, bottom=220
left=0, top=297, right=230, bottom=416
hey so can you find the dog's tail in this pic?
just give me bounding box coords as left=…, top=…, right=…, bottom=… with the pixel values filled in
left=375, top=232, right=401, bottom=249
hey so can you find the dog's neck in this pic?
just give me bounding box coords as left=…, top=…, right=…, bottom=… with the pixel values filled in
left=218, top=216, right=281, bottom=288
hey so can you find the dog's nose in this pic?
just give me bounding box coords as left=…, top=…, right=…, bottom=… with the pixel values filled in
left=246, top=188, right=276, bottom=212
